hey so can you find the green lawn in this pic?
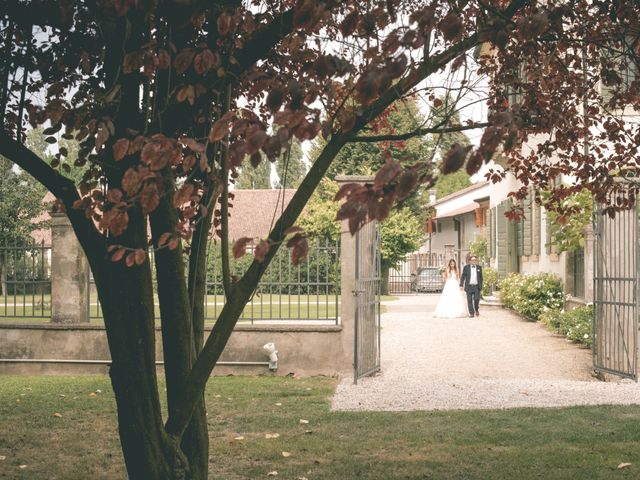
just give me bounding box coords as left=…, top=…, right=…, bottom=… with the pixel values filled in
left=0, top=295, right=398, bottom=324
left=0, top=375, right=639, bottom=479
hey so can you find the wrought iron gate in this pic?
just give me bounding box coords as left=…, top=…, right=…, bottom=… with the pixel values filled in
left=593, top=196, right=639, bottom=380
left=354, top=221, right=381, bottom=383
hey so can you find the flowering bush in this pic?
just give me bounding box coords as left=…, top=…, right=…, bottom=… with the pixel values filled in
left=498, top=272, right=564, bottom=321
left=481, top=267, right=498, bottom=297
left=540, top=305, right=593, bottom=349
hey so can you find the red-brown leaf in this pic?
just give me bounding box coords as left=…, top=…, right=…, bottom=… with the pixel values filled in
left=112, top=138, right=130, bottom=162
left=174, top=49, right=195, bottom=74
left=174, top=183, right=195, bottom=208
left=232, top=237, right=253, bottom=259
left=194, top=49, right=215, bottom=75
left=125, top=252, right=136, bottom=267
left=140, top=182, right=160, bottom=214
left=340, top=11, right=359, bottom=37
left=209, top=117, right=230, bottom=142
left=106, top=188, right=123, bottom=204
left=158, top=232, right=173, bottom=247
left=441, top=144, right=472, bottom=175
left=374, top=159, right=402, bottom=189
left=439, top=12, right=463, bottom=42
left=111, top=248, right=126, bottom=262
left=134, top=249, right=146, bottom=265
left=254, top=239, right=270, bottom=262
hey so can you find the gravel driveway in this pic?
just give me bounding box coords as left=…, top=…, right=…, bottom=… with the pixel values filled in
left=332, top=294, right=640, bottom=411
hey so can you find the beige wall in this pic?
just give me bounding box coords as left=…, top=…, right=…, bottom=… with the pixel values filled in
left=0, top=323, right=351, bottom=376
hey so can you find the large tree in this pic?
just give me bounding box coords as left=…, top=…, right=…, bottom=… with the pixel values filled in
left=1, top=1, right=639, bottom=478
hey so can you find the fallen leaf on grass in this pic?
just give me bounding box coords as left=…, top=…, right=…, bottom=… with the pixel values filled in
left=265, top=433, right=280, bottom=439
left=53, top=412, right=63, bottom=418
left=282, top=451, right=291, bottom=457
left=618, top=463, right=632, bottom=469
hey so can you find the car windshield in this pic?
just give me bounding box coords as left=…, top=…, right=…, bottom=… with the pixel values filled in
left=419, top=269, right=439, bottom=277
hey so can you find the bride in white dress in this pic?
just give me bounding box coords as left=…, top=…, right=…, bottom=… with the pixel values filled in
left=433, top=259, right=468, bottom=318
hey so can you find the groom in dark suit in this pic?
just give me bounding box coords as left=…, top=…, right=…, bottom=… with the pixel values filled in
left=459, top=255, right=483, bottom=318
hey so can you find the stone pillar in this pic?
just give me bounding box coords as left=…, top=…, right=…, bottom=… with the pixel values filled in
left=51, top=213, right=89, bottom=323
left=583, top=223, right=595, bottom=304
left=336, top=175, right=374, bottom=376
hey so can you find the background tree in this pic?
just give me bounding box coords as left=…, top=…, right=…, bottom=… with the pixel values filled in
left=235, top=139, right=305, bottom=189
left=234, top=157, right=272, bottom=189
left=0, top=155, right=47, bottom=295
left=275, top=138, right=306, bottom=188
left=299, top=178, right=423, bottom=293
left=428, top=95, right=473, bottom=199
left=1, top=1, right=638, bottom=479
left=433, top=170, right=472, bottom=199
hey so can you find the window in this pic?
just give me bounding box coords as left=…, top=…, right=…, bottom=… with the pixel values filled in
left=601, top=37, right=638, bottom=106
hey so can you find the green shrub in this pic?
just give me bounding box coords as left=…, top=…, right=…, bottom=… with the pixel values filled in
left=540, top=305, right=593, bottom=348
left=498, top=272, right=564, bottom=321
left=481, top=267, right=498, bottom=296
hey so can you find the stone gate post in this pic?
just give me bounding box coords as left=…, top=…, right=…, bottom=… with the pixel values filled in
left=51, top=213, right=89, bottom=323
left=336, top=175, right=374, bottom=375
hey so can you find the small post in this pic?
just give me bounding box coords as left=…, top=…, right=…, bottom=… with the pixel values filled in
left=583, top=223, right=595, bottom=304
left=50, top=213, right=89, bottom=323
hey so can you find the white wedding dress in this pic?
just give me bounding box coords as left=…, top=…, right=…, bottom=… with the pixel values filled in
left=433, top=272, right=468, bottom=318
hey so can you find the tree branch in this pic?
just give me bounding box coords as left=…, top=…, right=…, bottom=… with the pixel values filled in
left=165, top=0, right=529, bottom=438
left=230, top=7, right=295, bottom=76
left=347, top=122, right=490, bottom=143
left=0, top=132, right=106, bottom=270
left=1, top=0, right=72, bottom=29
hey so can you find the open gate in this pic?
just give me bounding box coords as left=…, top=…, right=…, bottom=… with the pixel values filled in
left=354, top=220, right=381, bottom=383
left=593, top=192, right=639, bottom=380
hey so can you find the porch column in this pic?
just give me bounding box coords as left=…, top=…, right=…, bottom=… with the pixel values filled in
left=51, top=213, right=89, bottom=323
left=583, top=224, right=595, bottom=304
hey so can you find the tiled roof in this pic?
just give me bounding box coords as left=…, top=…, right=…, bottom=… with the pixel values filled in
left=227, top=189, right=297, bottom=240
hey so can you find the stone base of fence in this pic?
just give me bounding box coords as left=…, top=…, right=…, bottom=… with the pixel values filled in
left=0, top=323, right=351, bottom=377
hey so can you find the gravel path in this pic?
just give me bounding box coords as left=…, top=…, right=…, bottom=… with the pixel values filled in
left=332, top=294, right=640, bottom=411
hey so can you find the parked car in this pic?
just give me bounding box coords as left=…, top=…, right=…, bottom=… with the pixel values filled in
left=411, top=267, right=445, bottom=293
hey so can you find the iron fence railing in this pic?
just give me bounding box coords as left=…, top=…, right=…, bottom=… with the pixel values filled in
left=0, top=240, right=51, bottom=318
left=88, top=239, right=340, bottom=324
left=2, top=239, right=340, bottom=325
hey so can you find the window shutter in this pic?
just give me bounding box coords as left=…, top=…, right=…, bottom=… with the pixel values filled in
left=545, top=210, right=552, bottom=254
left=488, top=208, right=494, bottom=258
left=533, top=199, right=541, bottom=256
left=497, top=202, right=508, bottom=277
left=523, top=191, right=532, bottom=256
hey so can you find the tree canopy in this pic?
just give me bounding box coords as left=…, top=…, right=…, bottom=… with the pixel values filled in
left=1, top=1, right=639, bottom=478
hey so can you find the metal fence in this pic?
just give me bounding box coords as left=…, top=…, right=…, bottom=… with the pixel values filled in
left=0, top=240, right=51, bottom=318
left=88, top=238, right=340, bottom=324
left=388, top=252, right=448, bottom=294
left=2, top=239, right=340, bottom=324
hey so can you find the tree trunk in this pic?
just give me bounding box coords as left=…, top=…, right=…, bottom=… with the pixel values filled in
left=150, top=193, right=209, bottom=480
left=381, top=265, right=390, bottom=296
left=0, top=255, right=6, bottom=297
left=100, top=263, right=187, bottom=479
left=94, top=210, right=190, bottom=479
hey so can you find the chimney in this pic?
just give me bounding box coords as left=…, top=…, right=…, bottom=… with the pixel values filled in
left=428, top=189, right=436, bottom=206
